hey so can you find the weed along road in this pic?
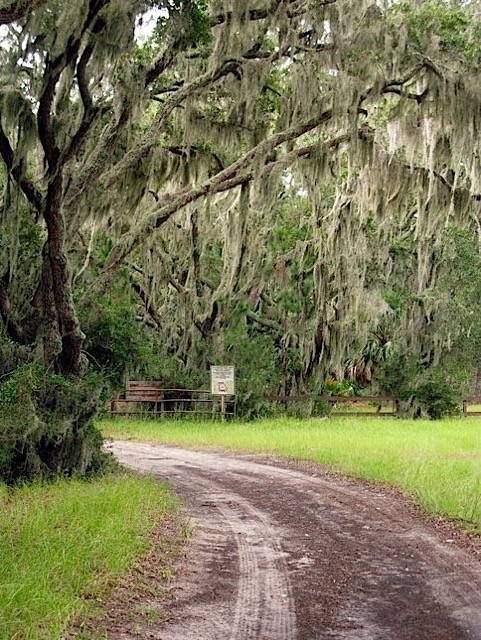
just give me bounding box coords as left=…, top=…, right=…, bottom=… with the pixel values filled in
left=110, top=441, right=481, bottom=640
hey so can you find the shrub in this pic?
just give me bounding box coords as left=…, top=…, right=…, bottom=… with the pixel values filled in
left=80, top=295, right=157, bottom=390
left=373, top=353, right=420, bottom=403
left=220, top=328, right=283, bottom=419
left=322, top=376, right=357, bottom=396
left=415, top=369, right=464, bottom=420
left=0, top=364, right=111, bottom=483
left=374, top=352, right=466, bottom=419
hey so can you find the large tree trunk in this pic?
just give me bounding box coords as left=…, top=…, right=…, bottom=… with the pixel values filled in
left=42, top=174, right=84, bottom=376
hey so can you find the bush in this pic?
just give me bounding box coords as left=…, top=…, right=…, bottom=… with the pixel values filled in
left=415, top=369, right=463, bottom=420
left=0, top=364, right=111, bottom=483
left=374, top=353, right=466, bottom=419
left=80, top=295, right=157, bottom=390
left=373, top=353, right=420, bottom=403
left=322, top=376, right=357, bottom=396
left=219, top=328, right=283, bottom=419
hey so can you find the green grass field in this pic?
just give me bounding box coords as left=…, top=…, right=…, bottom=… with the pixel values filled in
left=0, top=473, right=179, bottom=640
left=100, top=416, right=481, bottom=533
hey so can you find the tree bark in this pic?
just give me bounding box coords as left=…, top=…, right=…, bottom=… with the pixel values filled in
left=43, top=174, right=83, bottom=376
left=0, top=280, right=26, bottom=344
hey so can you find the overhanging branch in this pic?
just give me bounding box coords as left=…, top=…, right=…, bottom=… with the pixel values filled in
left=104, top=58, right=249, bottom=186
left=210, top=0, right=337, bottom=27
left=0, top=0, right=47, bottom=24
left=99, top=108, right=335, bottom=283
left=0, top=121, right=43, bottom=211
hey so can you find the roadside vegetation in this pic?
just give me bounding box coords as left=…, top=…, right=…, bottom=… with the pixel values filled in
left=0, top=473, right=179, bottom=640
left=101, top=417, right=481, bottom=533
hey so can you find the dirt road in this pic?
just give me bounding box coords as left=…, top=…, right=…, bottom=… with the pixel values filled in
left=109, top=441, right=481, bottom=640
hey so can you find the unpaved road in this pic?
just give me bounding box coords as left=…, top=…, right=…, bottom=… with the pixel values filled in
left=110, top=441, right=481, bottom=640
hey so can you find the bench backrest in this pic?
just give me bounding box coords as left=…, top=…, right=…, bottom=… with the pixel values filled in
left=125, top=381, right=164, bottom=402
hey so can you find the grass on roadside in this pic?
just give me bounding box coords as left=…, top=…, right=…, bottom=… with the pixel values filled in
left=0, top=473, right=179, bottom=640
left=100, top=416, right=481, bottom=532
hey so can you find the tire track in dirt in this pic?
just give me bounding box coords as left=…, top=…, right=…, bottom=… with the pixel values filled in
left=207, top=488, right=296, bottom=639
left=109, top=442, right=481, bottom=640
left=158, top=472, right=296, bottom=640
left=108, top=445, right=297, bottom=639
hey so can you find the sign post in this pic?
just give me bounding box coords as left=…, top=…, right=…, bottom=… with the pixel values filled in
left=210, top=366, right=235, bottom=420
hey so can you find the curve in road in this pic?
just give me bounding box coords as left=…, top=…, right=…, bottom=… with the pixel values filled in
left=109, top=441, right=481, bottom=640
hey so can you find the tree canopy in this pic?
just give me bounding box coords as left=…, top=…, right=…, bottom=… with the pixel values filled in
left=1, top=0, right=481, bottom=477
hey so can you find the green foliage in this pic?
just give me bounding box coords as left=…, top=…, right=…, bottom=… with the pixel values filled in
left=374, top=351, right=419, bottom=400
left=0, top=206, right=43, bottom=313
left=268, top=197, right=311, bottom=253
left=374, top=352, right=468, bottom=419
left=395, top=0, right=481, bottom=65
left=382, top=290, right=405, bottom=313
left=322, top=376, right=356, bottom=396
left=415, top=368, right=463, bottom=420
left=258, top=68, right=283, bottom=116
left=154, top=0, right=211, bottom=49
left=80, top=295, right=156, bottom=389
left=16, top=209, right=43, bottom=264
left=148, top=341, right=207, bottom=390
left=221, top=326, right=283, bottom=418
left=0, top=364, right=109, bottom=483
left=436, top=227, right=481, bottom=359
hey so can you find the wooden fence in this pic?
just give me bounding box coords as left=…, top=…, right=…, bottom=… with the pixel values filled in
left=109, top=386, right=481, bottom=418
left=462, top=397, right=481, bottom=416
left=268, top=394, right=481, bottom=416
left=110, top=383, right=235, bottom=418
left=267, top=395, right=397, bottom=416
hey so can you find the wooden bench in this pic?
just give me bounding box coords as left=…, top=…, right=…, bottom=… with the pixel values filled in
left=110, top=381, right=164, bottom=414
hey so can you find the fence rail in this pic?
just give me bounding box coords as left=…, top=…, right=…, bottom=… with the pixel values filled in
left=267, top=394, right=397, bottom=416
left=110, top=384, right=235, bottom=418
left=268, top=395, right=481, bottom=416
left=462, top=397, right=481, bottom=416
left=109, top=386, right=481, bottom=418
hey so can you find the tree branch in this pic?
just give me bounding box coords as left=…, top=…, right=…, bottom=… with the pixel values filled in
left=103, top=58, right=248, bottom=186
left=64, top=101, right=130, bottom=213
left=194, top=301, right=219, bottom=338
left=0, top=121, right=42, bottom=211
left=130, top=276, right=164, bottom=330
left=37, top=58, right=62, bottom=169
left=246, top=309, right=283, bottom=334
left=77, top=44, right=94, bottom=112
left=37, top=0, right=110, bottom=171
left=94, top=108, right=335, bottom=293
left=145, top=41, right=186, bottom=88
left=0, top=0, right=47, bottom=24
left=210, top=0, right=336, bottom=27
